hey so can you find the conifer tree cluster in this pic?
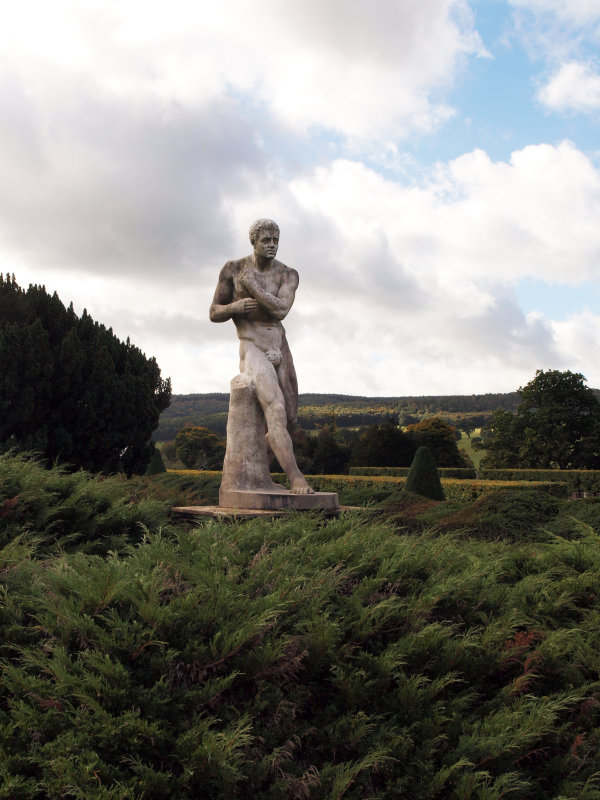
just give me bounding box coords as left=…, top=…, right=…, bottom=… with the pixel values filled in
left=0, top=274, right=171, bottom=474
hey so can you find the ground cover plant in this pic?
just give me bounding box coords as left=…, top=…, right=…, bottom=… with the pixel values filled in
left=0, top=452, right=221, bottom=553
left=2, top=454, right=600, bottom=798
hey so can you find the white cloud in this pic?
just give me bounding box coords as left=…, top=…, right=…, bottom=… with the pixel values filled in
left=509, top=0, right=600, bottom=75
left=509, top=0, right=600, bottom=28
left=3, top=2, right=600, bottom=397
left=538, top=60, right=600, bottom=111
left=0, top=0, right=488, bottom=286
left=551, top=311, right=600, bottom=383
left=11, top=137, right=600, bottom=395
left=287, top=141, right=600, bottom=288
left=220, top=140, right=600, bottom=394
left=0, top=0, right=484, bottom=145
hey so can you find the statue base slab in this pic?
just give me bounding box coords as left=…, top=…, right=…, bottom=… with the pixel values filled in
left=219, top=488, right=339, bottom=511
left=171, top=503, right=362, bottom=522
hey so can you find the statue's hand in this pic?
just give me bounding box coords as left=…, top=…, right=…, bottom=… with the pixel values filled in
left=230, top=298, right=258, bottom=315
left=239, top=266, right=257, bottom=291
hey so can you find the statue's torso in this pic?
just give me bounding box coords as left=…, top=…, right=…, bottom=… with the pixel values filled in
left=231, top=256, right=287, bottom=350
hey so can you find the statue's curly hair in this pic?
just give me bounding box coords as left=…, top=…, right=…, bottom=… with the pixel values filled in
left=249, top=218, right=279, bottom=244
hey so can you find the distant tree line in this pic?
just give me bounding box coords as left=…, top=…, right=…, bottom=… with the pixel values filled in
left=155, top=391, right=522, bottom=442
left=158, top=412, right=229, bottom=440
left=165, top=370, right=600, bottom=474
left=163, top=415, right=469, bottom=474
left=0, top=274, right=171, bottom=474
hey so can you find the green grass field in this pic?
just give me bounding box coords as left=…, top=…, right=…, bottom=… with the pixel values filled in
left=459, top=428, right=486, bottom=469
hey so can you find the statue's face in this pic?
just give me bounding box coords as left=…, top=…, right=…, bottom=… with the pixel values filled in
left=253, top=228, right=279, bottom=260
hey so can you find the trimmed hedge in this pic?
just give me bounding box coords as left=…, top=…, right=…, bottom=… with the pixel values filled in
left=480, top=469, right=600, bottom=493
left=350, top=466, right=477, bottom=479
left=172, top=471, right=568, bottom=505
left=278, top=473, right=569, bottom=503
left=351, top=467, right=600, bottom=495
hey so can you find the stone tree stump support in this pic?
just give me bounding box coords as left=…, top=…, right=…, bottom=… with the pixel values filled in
left=219, top=373, right=338, bottom=512
left=220, top=373, right=275, bottom=494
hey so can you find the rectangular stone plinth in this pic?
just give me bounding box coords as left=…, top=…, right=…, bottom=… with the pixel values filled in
left=219, top=488, right=339, bottom=511
left=172, top=505, right=290, bottom=520
left=171, top=503, right=363, bottom=522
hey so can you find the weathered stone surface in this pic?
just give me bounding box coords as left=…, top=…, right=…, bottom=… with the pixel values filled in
left=209, top=219, right=339, bottom=510
left=172, top=502, right=356, bottom=521
left=172, top=505, right=289, bottom=520
left=220, top=373, right=279, bottom=493
left=219, top=488, right=339, bottom=511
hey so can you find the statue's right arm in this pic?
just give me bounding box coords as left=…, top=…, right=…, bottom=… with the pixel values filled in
left=209, top=262, right=257, bottom=322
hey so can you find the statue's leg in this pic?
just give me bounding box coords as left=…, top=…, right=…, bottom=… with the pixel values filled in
left=244, top=345, right=313, bottom=494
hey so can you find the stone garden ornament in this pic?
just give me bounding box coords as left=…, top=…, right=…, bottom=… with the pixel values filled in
left=209, top=219, right=338, bottom=511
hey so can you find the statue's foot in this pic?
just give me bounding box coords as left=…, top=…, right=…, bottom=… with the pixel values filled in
left=290, top=477, right=314, bottom=494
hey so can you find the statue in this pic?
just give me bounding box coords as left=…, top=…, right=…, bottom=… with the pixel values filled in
left=211, top=219, right=338, bottom=510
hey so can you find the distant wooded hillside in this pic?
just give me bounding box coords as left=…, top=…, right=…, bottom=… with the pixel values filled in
left=155, top=391, right=523, bottom=440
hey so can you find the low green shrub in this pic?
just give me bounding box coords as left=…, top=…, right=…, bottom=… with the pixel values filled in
left=156, top=470, right=222, bottom=506
left=556, top=496, right=600, bottom=535
left=439, top=487, right=563, bottom=540
left=0, top=455, right=223, bottom=555
left=2, top=454, right=600, bottom=796
left=0, top=452, right=170, bottom=553
left=2, top=513, right=600, bottom=797
left=374, top=490, right=445, bottom=532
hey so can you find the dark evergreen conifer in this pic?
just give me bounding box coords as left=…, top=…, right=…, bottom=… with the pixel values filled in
left=0, top=274, right=171, bottom=473
left=405, top=445, right=445, bottom=500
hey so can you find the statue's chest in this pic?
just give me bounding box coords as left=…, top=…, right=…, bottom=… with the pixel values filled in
left=235, top=267, right=281, bottom=297
left=256, top=271, right=281, bottom=295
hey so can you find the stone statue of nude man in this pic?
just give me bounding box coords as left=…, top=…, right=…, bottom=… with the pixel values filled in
left=209, top=218, right=314, bottom=495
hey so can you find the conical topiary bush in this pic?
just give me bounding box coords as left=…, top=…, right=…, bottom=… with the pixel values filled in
left=146, top=447, right=167, bottom=475
left=405, top=445, right=445, bottom=500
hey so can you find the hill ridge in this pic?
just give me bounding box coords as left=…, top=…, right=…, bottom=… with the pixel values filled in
left=155, top=390, right=524, bottom=440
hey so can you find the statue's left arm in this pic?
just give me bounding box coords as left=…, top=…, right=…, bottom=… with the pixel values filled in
left=240, top=267, right=299, bottom=320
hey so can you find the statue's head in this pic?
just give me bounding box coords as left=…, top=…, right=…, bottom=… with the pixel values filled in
left=249, top=218, right=280, bottom=245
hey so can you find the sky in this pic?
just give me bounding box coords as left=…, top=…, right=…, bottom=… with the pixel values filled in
left=2, top=0, right=600, bottom=398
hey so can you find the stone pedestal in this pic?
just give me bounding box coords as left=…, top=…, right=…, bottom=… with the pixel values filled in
left=219, top=487, right=339, bottom=511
